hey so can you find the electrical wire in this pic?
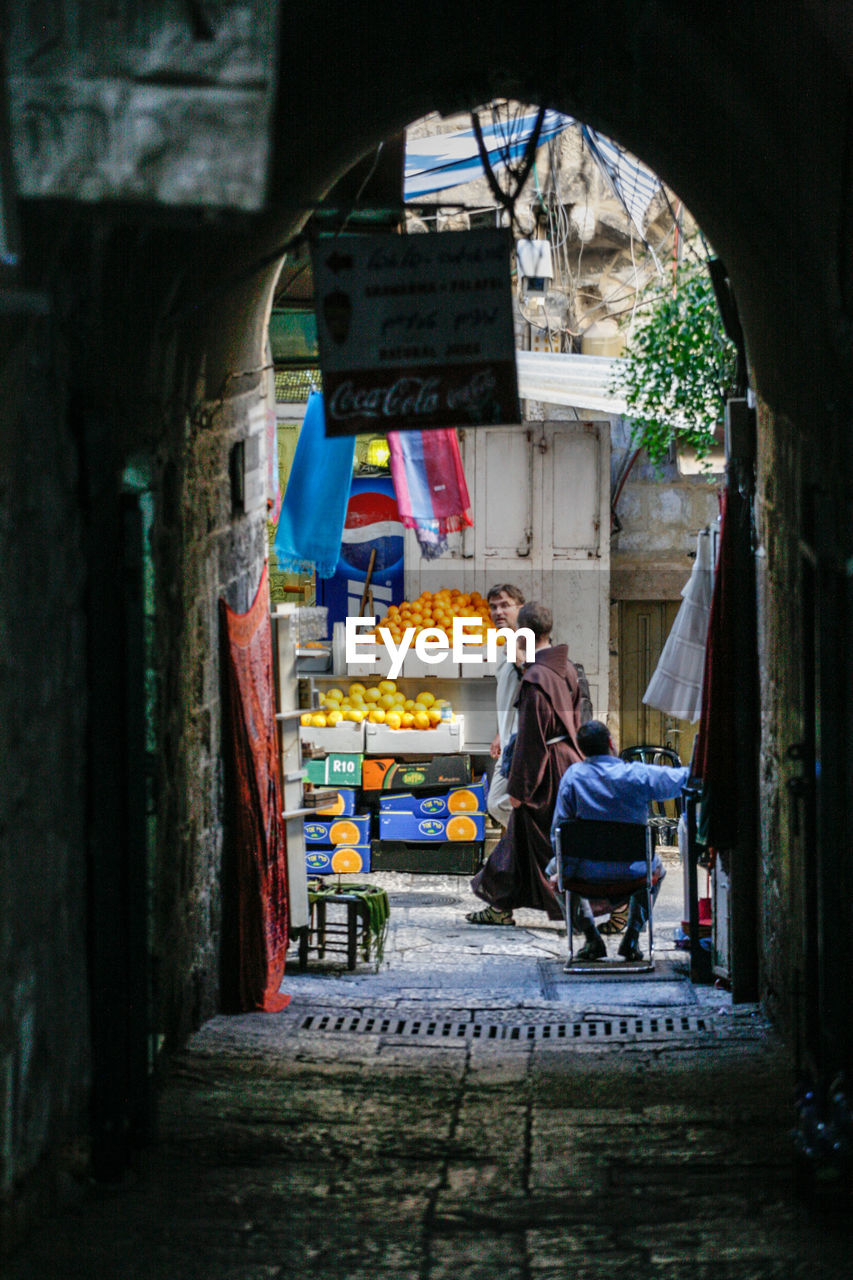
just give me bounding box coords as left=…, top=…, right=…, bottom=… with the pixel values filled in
left=658, top=187, right=708, bottom=267
left=625, top=227, right=641, bottom=337
left=170, top=106, right=705, bottom=343
left=470, top=102, right=547, bottom=235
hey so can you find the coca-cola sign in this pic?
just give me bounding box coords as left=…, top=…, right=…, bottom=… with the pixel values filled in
left=311, top=229, right=520, bottom=435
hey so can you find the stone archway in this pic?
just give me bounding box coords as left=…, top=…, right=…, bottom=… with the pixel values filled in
left=129, top=0, right=851, bottom=1115
left=264, top=2, right=851, bottom=1074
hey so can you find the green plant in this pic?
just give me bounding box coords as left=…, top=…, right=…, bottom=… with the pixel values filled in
left=611, top=259, right=738, bottom=467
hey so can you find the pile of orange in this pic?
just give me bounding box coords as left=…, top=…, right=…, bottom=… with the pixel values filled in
left=365, top=588, right=505, bottom=646
left=301, top=680, right=454, bottom=730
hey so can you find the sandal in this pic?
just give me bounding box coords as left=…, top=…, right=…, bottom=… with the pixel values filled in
left=600, top=903, right=629, bottom=935
left=465, top=906, right=515, bottom=926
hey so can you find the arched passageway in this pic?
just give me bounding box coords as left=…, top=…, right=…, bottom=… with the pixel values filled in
left=2, top=0, right=852, bottom=1252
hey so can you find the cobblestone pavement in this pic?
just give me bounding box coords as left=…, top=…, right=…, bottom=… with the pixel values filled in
left=7, top=867, right=851, bottom=1278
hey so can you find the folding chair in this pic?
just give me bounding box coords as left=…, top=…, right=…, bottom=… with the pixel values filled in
left=556, top=818, right=656, bottom=973
left=619, top=745, right=683, bottom=845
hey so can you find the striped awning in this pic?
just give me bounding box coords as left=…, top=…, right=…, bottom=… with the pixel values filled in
left=579, top=127, right=662, bottom=238
left=405, top=112, right=663, bottom=242
left=405, top=110, right=572, bottom=199
left=515, top=350, right=627, bottom=415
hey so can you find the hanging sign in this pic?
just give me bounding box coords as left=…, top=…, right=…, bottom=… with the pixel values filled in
left=311, top=228, right=520, bottom=435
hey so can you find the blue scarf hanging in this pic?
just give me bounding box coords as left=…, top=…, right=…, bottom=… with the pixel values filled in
left=273, top=391, right=355, bottom=579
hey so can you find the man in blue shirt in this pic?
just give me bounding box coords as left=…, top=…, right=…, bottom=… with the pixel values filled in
left=550, top=720, right=690, bottom=960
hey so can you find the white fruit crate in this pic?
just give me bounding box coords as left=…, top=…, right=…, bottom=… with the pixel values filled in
left=401, top=648, right=460, bottom=678
left=345, top=649, right=394, bottom=678
left=299, top=720, right=365, bottom=752
left=456, top=644, right=501, bottom=678
left=364, top=716, right=464, bottom=755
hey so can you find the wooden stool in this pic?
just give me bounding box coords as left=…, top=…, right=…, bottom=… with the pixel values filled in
left=298, top=885, right=385, bottom=971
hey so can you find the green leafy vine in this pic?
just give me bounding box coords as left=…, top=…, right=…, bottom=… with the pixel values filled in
left=611, top=258, right=738, bottom=468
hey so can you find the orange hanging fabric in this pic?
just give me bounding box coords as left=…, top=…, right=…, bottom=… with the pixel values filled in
left=219, top=565, right=290, bottom=1012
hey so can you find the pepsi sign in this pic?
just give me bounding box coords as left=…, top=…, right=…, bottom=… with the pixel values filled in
left=316, top=475, right=405, bottom=628
left=340, top=487, right=404, bottom=578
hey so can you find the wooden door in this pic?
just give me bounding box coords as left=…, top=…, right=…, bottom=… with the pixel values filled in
left=619, top=600, right=698, bottom=766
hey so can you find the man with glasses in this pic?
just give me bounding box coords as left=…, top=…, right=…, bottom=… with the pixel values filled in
left=484, top=583, right=525, bottom=828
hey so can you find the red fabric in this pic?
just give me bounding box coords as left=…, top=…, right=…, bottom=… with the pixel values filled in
left=419, top=428, right=473, bottom=530
left=694, top=488, right=738, bottom=849
left=387, top=428, right=473, bottom=534
left=220, top=565, right=290, bottom=1012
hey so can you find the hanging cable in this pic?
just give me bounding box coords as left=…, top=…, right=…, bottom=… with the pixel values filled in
left=470, top=103, right=547, bottom=234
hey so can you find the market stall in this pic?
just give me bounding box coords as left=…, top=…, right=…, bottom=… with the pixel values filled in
left=297, top=664, right=491, bottom=876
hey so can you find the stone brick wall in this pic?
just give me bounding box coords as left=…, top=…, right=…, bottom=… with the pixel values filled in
left=754, top=399, right=803, bottom=1041
left=610, top=421, right=722, bottom=600
left=0, top=83, right=287, bottom=1234
left=153, top=386, right=269, bottom=1049
left=5, top=3, right=279, bottom=212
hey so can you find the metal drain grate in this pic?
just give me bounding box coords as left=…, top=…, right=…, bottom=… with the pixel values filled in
left=298, top=1011, right=711, bottom=1042
left=387, top=894, right=462, bottom=908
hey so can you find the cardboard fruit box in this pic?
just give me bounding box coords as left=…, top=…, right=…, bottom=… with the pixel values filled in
left=303, top=754, right=364, bottom=786
left=378, top=810, right=486, bottom=843
left=345, top=646, right=394, bottom=678
left=305, top=844, right=371, bottom=875
left=304, top=814, right=371, bottom=846
left=400, top=648, right=460, bottom=679
left=309, top=787, right=358, bottom=817
left=361, top=755, right=472, bottom=793
left=378, top=780, right=487, bottom=817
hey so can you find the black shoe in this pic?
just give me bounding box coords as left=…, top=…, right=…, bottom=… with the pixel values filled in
left=618, top=934, right=644, bottom=962
left=576, top=935, right=607, bottom=961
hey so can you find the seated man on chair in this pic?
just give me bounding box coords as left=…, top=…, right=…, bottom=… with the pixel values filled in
left=549, top=720, right=690, bottom=961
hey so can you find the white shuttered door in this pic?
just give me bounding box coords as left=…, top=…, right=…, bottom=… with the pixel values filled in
left=403, top=421, right=611, bottom=719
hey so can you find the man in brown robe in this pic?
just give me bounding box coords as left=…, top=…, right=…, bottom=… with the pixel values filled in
left=467, top=602, right=584, bottom=924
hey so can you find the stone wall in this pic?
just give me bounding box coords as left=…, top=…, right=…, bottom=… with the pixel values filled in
left=754, top=399, right=803, bottom=1042
left=610, top=421, right=722, bottom=600
left=5, top=3, right=279, bottom=212
left=0, top=208, right=276, bottom=1232
left=153, top=387, right=270, bottom=1049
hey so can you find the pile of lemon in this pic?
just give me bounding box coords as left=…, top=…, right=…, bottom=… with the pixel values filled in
left=300, top=681, right=452, bottom=730
left=361, top=588, right=505, bottom=646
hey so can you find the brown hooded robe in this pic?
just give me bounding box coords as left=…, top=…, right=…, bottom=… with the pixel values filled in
left=471, top=644, right=584, bottom=918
